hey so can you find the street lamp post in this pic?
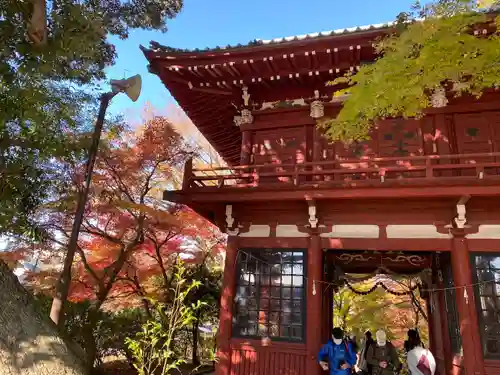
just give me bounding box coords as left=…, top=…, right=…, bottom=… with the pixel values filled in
left=49, top=75, right=142, bottom=326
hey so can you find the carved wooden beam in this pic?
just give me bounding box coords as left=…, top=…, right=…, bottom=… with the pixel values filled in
left=454, top=195, right=471, bottom=229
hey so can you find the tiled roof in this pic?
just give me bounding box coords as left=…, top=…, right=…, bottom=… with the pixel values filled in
left=147, top=21, right=395, bottom=54
left=258, top=22, right=395, bottom=45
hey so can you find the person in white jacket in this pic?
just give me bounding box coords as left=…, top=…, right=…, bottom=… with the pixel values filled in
left=406, top=330, right=436, bottom=375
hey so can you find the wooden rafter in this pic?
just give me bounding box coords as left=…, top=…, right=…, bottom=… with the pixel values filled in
left=143, top=28, right=387, bottom=165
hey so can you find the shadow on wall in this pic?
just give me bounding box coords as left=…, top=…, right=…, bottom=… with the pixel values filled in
left=0, top=260, right=86, bottom=375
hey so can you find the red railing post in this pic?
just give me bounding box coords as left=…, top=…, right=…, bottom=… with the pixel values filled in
left=184, top=152, right=500, bottom=189
left=182, top=157, right=193, bottom=190
left=476, top=166, right=485, bottom=179
left=253, top=166, right=259, bottom=187
left=294, top=163, right=299, bottom=186
left=425, top=158, right=434, bottom=178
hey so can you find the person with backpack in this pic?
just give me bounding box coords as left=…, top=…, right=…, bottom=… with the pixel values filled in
left=318, top=327, right=357, bottom=375
left=349, top=334, right=359, bottom=354
left=357, top=331, right=375, bottom=375
left=406, top=330, right=436, bottom=375
left=366, top=330, right=401, bottom=375
left=404, top=329, right=423, bottom=355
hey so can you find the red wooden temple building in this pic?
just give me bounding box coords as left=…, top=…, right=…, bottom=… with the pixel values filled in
left=142, top=21, right=500, bottom=375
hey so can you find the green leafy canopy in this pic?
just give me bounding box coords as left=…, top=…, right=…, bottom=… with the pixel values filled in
left=0, top=0, right=183, bottom=237
left=320, top=0, right=500, bottom=142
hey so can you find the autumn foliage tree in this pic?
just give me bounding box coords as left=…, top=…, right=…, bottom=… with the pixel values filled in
left=332, top=277, right=428, bottom=349
left=2, top=115, right=227, bottom=370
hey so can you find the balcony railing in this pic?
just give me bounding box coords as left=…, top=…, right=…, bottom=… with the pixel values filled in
left=183, top=152, right=500, bottom=190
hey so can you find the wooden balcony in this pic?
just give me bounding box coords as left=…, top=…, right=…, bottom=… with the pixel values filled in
left=183, top=152, right=500, bottom=191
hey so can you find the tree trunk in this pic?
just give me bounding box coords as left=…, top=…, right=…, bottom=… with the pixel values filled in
left=0, top=261, right=86, bottom=375
left=191, top=311, right=200, bottom=366
left=141, top=297, right=153, bottom=319
left=82, top=307, right=99, bottom=374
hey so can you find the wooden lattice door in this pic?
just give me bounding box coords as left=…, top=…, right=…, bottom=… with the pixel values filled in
left=454, top=111, right=500, bottom=176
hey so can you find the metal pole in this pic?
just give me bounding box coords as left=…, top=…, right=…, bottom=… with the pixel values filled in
left=50, top=92, right=115, bottom=326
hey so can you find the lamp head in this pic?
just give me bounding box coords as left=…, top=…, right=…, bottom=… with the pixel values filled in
left=109, top=74, right=142, bottom=102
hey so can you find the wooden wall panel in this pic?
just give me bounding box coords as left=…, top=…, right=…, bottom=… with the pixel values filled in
left=252, top=126, right=307, bottom=184
left=454, top=112, right=499, bottom=155
left=246, top=107, right=500, bottom=185
left=376, top=119, right=424, bottom=157
left=454, top=111, right=500, bottom=177
left=484, top=360, right=500, bottom=375
left=229, top=340, right=307, bottom=375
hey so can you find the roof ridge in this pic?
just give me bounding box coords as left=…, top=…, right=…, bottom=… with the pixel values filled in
left=145, top=20, right=396, bottom=54
left=257, top=21, right=395, bottom=44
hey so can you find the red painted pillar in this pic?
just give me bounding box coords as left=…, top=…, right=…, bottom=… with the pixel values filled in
left=450, top=231, right=484, bottom=375
left=307, top=232, right=323, bottom=375
left=322, top=282, right=333, bottom=344
left=216, top=237, right=238, bottom=375
left=428, top=289, right=446, bottom=375
left=240, top=130, right=252, bottom=166
left=427, top=294, right=436, bottom=352
left=437, top=279, right=452, bottom=375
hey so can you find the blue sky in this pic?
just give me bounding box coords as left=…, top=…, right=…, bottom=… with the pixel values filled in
left=105, top=0, right=420, bottom=119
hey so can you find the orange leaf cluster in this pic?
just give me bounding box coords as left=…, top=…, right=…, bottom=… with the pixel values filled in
left=8, top=115, right=225, bottom=313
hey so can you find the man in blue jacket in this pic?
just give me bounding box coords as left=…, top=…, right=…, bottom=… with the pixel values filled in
left=318, top=327, right=357, bottom=375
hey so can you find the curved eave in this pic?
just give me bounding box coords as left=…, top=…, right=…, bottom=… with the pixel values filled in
left=140, top=24, right=393, bottom=166
left=158, top=76, right=241, bottom=165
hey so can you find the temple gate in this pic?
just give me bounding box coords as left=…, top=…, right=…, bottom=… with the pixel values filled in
left=143, top=20, right=500, bottom=375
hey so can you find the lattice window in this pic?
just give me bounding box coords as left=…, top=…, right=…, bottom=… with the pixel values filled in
left=233, top=249, right=306, bottom=341
left=472, top=254, right=500, bottom=358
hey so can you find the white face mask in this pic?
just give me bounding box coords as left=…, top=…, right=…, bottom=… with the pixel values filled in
left=376, top=330, right=387, bottom=346
left=333, top=338, right=343, bottom=345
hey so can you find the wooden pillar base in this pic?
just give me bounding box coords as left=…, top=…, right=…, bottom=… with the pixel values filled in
left=450, top=231, right=484, bottom=375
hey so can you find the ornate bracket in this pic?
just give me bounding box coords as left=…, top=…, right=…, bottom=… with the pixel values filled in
left=454, top=195, right=470, bottom=229
left=242, top=86, right=250, bottom=106
left=308, top=204, right=318, bottom=229
left=225, top=204, right=240, bottom=235
left=234, top=87, right=254, bottom=126
left=431, top=86, right=449, bottom=108
left=233, top=109, right=253, bottom=127
left=310, top=90, right=324, bottom=119
left=444, top=195, right=471, bottom=230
